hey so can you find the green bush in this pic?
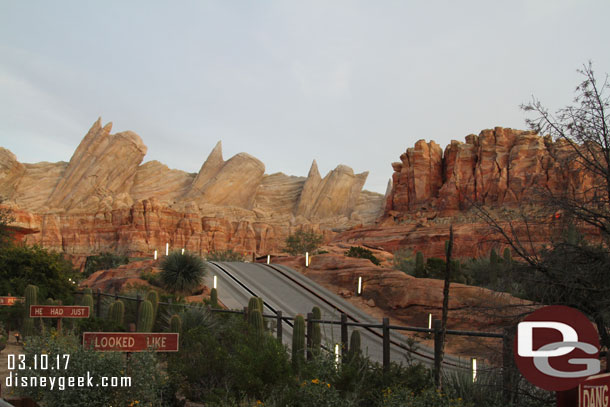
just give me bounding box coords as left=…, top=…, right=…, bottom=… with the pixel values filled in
left=345, top=246, right=381, bottom=266
left=159, top=252, right=207, bottom=295
left=0, top=244, right=79, bottom=302
left=168, top=314, right=291, bottom=403
left=83, top=252, right=129, bottom=277
left=14, top=333, right=167, bottom=406
left=206, top=249, right=246, bottom=262
left=285, top=229, right=324, bottom=256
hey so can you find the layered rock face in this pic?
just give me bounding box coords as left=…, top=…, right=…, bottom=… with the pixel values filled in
left=385, top=127, right=588, bottom=217
left=1, top=118, right=384, bottom=259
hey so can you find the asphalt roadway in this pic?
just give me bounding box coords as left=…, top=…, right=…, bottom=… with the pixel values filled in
left=204, top=261, right=470, bottom=372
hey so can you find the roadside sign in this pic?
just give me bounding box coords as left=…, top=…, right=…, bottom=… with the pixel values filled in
left=29, top=305, right=90, bottom=318
left=83, top=332, right=179, bottom=352
left=0, top=297, right=21, bottom=306
left=579, top=373, right=610, bottom=407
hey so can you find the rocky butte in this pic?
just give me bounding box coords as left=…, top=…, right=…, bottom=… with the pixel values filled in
left=334, top=127, right=595, bottom=258
left=0, top=118, right=384, bottom=264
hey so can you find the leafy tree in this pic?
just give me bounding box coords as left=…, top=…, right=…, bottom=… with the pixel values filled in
left=345, top=246, right=380, bottom=265
left=83, top=252, right=129, bottom=277
left=0, top=244, right=79, bottom=302
left=476, top=63, right=610, bottom=350
left=285, top=229, right=324, bottom=256
left=0, top=199, right=15, bottom=248
left=159, top=251, right=207, bottom=296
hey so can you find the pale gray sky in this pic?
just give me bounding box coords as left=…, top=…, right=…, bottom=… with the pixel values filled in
left=1, top=1, right=608, bottom=193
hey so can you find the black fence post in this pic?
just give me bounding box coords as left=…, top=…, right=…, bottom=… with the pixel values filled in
left=96, top=289, right=101, bottom=318
left=341, top=313, right=348, bottom=357
left=382, top=317, right=390, bottom=372
left=135, top=294, right=141, bottom=331
left=306, top=312, right=313, bottom=361
left=276, top=310, right=283, bottom=342
left=433, top=319, right=442, bottom=388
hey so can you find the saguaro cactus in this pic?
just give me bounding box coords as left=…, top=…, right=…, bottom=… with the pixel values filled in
left=415, top=251, right=425, bottom=277
left=248, top=309, right=264, bottom=336
left=347, top=330, right=361, bottom=362
left=108, top=300, right=125, bottom=325
left=138, top=300, right=154, bottom=332
left=311, top=306, right=322, bottom=355
left=82, top=294, right=94, bottom=314
left=247, top=297, right=261, bottom=316
left=169, top=314, right=182, bottom=333
left=292, top=314, right=306, bottom=372
left=489, top=248, right=499, bottom=284
left=22, top=285, right=38, bottom=337
left=210, top=288, right=218, bottom=308
left=146, top=290, right=159, bottom=323
left=503, top=248, right=512, bottom=264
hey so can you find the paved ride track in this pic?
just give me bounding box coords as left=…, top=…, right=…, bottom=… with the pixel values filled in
left=204, top=261, right=470, bottom=371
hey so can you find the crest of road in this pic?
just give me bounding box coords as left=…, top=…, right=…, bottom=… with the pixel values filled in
left=205, top=261, right=468, bottom=371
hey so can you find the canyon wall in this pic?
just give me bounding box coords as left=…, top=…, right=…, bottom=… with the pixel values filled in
left=0, top=118, right=384, bottom=261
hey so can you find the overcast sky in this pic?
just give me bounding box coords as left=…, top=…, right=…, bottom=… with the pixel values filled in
left=1, top=1, right=609, bottom=193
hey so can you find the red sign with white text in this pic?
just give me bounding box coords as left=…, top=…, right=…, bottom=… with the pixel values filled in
left=0, top=297, right=21, bottom=306
left=579, top=373, right=610, bottom=407
left=30, top=305, right=90, bottom=318
left=83, top=332, right=179, bottom=352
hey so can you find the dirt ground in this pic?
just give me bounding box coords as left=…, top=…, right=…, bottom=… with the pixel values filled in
left=0, top=332, right=24, bottom=398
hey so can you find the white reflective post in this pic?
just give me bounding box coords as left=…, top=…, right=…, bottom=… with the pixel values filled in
left=471, top=358, right=477, bottom=382
left=165, top=243, right=169, bottom=256
left=181, top=248, right=185, bottom=255
left=334, top=343, right=341, bottom=367
left=267, top=255, right=270, bottom=264
left=428, top=313, right=432, bottom=330
left=357, top=276, right=362, bottom=295
left=154, top=250, right=158, bottom=260
left=213, top=275, right=217, bottom=290
left=306, top=252, right=309, bottom=267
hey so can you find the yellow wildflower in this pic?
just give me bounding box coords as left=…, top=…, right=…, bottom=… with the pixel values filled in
left=311, top=378, right=320, bottom=384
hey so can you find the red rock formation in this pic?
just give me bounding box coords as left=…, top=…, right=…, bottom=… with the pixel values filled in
left=385, top=127, right=590, bottom=217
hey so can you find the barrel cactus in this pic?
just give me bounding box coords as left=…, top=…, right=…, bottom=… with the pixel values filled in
left=138, top=300, right=154, bottom=332
left=292, top=314, right=306, bottom=372
left=169, top=314, right=182, bottom=333
left=311, top=306, right=322, bottom=355
left=108, top=300, right=125, bottom=326
left=248, top=309, right=264, bottom=336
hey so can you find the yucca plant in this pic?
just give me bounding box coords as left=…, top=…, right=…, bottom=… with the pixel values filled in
left=159, top=252, right=207, bottom=296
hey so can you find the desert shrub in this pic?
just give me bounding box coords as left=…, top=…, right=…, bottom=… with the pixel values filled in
left=345, top=246, right=381, bottom=266
left=83, top=252, right=129, bottom=277
left=159, top=252, right=207, bottom=295
left=14, top=332, right=166, bottom=406
left=206, top=249, right=246, bottom=262
left=168, top=314, right=292, bottom=403
left=393, top=248, right=414, bottom=275
left=285, top=229, right=324, bottom=256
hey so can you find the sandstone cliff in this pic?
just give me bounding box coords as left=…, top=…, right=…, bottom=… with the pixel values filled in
left=0, top=118, right=384, bottom=260
left=385, top=127, right=587, bottom=217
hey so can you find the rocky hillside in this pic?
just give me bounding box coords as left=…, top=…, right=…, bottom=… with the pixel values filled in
left=0, top=118, right=384, bottom=260
left=335, top=127, right=596, bottom=258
